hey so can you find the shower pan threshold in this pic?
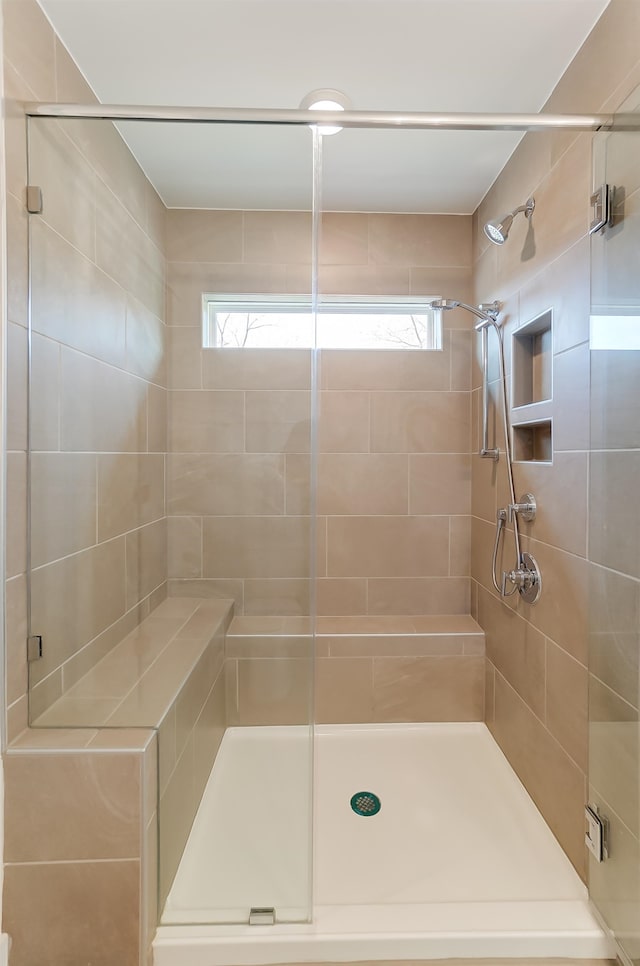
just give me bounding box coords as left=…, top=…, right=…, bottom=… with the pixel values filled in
left=154, top=723, right=613, bottom=966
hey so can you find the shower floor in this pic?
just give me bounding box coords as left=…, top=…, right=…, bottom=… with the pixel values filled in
left=155, top=723, right=612, bottom=965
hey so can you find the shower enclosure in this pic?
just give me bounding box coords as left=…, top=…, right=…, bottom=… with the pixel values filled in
left=19, top=96, right=639, bottom=965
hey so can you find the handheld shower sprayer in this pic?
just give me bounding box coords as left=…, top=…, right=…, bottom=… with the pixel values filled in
left=429, top=297, right=541, bottom=603
left=428, top=299, right=500, bottom=327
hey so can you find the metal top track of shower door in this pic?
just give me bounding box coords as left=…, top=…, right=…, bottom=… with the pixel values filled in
left=23, top=103, right=625, bottom=131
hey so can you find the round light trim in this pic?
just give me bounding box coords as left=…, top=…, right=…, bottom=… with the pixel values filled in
left=299, top=88, right=350, bottom=136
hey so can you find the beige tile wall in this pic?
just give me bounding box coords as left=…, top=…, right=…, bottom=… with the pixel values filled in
left=3, top=0, right=168, bottom=732
left=226, top=616, right=485, bottom=725
left=3, top=729, right=157, bottom=966
left=471, top=0, right=640, bottom=884
left=166, top=209, right=474, bottom=617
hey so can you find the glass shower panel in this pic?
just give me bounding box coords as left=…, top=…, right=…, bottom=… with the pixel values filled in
left=588, top=94, right=640, bottom=965
left=26, top=116, right=317, bottom=926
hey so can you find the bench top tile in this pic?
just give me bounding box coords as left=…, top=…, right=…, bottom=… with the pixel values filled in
left=31, top=598, right=233, bottom=733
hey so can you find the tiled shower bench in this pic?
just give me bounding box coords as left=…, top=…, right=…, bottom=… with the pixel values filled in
left=4, top=597, right=233, bottom=966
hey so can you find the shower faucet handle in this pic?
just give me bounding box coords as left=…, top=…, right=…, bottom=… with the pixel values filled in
left=507, top=493, right=536, bottom=524
left=501, top=551, right=542, bottom=604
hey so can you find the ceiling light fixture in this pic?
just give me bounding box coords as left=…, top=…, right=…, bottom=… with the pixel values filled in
left=299, top=88, right=350, bottom=136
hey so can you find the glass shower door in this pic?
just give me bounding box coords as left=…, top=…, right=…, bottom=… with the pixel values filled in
left=26, top=114, right=318, bottom=926
left=588, top=93, right=640, bottom=965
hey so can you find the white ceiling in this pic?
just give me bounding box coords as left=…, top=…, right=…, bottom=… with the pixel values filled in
left=38, top=0, right=611, bottom=213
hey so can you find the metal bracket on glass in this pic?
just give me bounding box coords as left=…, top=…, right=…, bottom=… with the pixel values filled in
left=589, top=184, right=612, bottom=235
left=26, top=185, right=43, bottom=214
left=585, top=804, right=608, bottom=862
left=27, top=635, right=43, bottom=662
left=249, top=907, right=276, bottom=926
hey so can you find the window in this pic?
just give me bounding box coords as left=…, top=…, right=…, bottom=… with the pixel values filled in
left=202, top=295, right=442, bottom=350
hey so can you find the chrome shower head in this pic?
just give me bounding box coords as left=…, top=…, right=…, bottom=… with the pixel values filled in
left=484, top=197, right=535, bottom=246
left=428, top=299, right=460, bottom=310
left=429, top=298, right=501, bottom=327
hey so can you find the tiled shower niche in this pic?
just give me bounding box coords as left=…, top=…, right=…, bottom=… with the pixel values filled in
left=511, top=309, right=553, bottom=462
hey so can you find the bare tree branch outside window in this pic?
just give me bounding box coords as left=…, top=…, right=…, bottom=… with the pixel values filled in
left=376, top=314, right=426, bottom=348
left=216, top=313, right=273, bottom=347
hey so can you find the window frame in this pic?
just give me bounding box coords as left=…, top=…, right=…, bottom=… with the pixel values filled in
left=202, top=293, right=443, bottom=351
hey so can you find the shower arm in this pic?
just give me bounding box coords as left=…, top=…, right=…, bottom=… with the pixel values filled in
left=510, top=202, right=532, bottom=218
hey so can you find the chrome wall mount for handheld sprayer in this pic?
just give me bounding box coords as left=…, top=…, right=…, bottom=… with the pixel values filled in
left=428, top=299, right=542, bottom=604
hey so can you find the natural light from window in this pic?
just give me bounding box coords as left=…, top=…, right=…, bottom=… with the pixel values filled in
left=203, top=296, right=442, bottom=350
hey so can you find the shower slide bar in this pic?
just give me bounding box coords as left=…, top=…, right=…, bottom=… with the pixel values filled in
left=23, top=103, right=629, bottom=130
left=479, top=326, right=499, bottom=461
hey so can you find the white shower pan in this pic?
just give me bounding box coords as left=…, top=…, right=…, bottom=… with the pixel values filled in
left=154, top=723, right=613, bottom=965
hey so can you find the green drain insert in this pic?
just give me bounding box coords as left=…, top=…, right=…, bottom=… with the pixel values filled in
left=350, top=791, right=381, bottom=816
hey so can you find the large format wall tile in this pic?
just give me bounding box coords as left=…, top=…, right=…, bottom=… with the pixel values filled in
left=4, top=753, right=141, bottom=862
left=31, top=454, right=97, bottom=567
left=318, top=454, right=408, bottom=516
left=367, top=576, right=470, bottom=615
left=60, top=348, right=148, bottom=453
left=29, top=119, right=97, bottom=261
left=320, top=347, right=451, bottom=392
left=244, top=390, right=311, bottom=453
left=203, top=516, right=312, bottom=579
left=326, top=516, right=450, bottom=578
left=30, top=538, right=127, bottom=684
left=3, top=0, right=56, bottom=100
left=169, top=390, right=244, bottom=452
left=373, top=655, right=484, bottom=722
left=98, top=453, right=164, bottom=542
left=126, top=519, right=168, bottom=610
left=491, top=673, right=587, bottom=878
left=478, top=587, right=546, bottom=720
left=166, top=209, right=243, bottom=263
left=589, top=563, right=640, bottom=710
left=168, top=453, right=285, bottom=516
left=4, top=859, right=140, bottom=966
left=409, top=454, right=471, bottom=515
left=370, top=391, right=470, bottom=453
left=167, top=210, right=474, bottom=617
left=31, top=218, right=127, bottom=369
left=368, top=214, right=471, bottom=268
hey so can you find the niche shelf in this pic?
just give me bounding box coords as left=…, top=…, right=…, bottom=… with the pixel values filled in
left=513, top=420, right=552, bottom=462
left=511, top=310, right=553, bottom=462
left=512, top=309, right=553, bottom=407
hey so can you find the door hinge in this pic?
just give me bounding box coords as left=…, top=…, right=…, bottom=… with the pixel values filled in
left=585, top=803, right=608, bottom=862
left=589, top=183, right=613, bottom=235
left=26, top=185, right=43, bottom=214
left=27, top=635, right=43, bottom=662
